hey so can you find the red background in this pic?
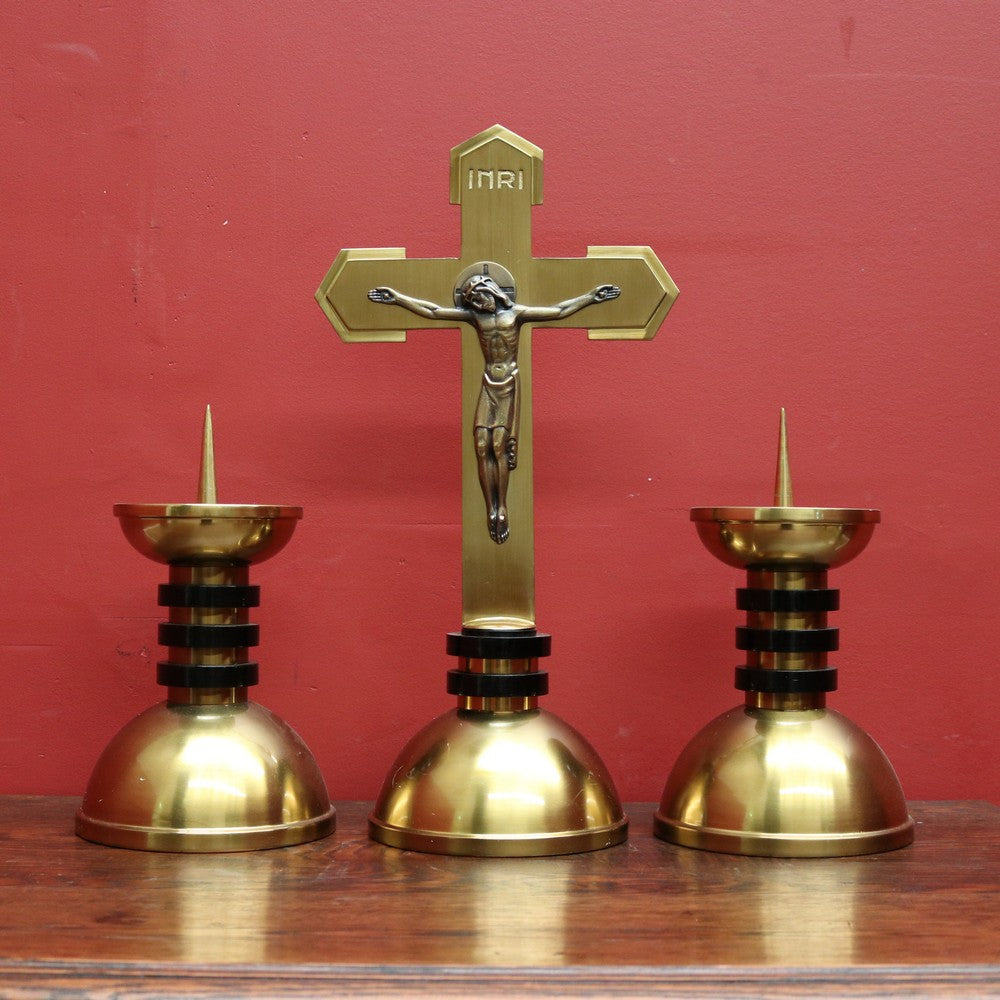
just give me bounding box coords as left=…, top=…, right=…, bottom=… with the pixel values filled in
left=1, top=2, right=997, bottom=805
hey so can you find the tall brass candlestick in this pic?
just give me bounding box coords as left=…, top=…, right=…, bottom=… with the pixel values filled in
left=76, top=409, right=334, bottom=852
left=655, top=411, right=913, bottom=857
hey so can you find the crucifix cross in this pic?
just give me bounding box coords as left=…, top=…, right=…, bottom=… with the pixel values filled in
left=316, top=125, right=678, bottom=631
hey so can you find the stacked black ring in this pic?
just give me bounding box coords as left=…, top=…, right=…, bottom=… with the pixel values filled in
left=445, top=627, right=551, bottom=701
left=736, top=587, right=839, bottom=612
left=156, top=583, right=260, bottom=689
left=158, top=623, right=260, bottom=647
left=157, top=661, right=259, bottom=688
left=446, top=627, right=552, bottom=659
left=446, top=670, right=549, bottom=698
left=158, top=584, right=260, bottom=608
left=735, top=585, right=841, bottom=695
left=736, top=626, right=839, bottom=652
left=735, top=666, right=838, bottom=694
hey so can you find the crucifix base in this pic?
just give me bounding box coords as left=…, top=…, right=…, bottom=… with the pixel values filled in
left=367, top=630, right=627, bottom=857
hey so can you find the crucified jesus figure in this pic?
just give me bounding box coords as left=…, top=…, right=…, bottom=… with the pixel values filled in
left=369, top=269, right=621, bottom=544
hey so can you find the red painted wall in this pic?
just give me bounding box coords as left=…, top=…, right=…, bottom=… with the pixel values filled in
left=1, top=2, right=997, bottom=804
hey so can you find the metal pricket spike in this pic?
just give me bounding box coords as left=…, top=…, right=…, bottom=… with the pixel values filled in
left=773, top=407, right=793, bottom=507
left=198, top=404, right=217, bottom=504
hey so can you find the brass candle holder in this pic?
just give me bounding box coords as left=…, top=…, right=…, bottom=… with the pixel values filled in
left=368, top=628, right=626, bottom=857
left=655, top=411, right=913, bottom=857
left=76, top=409, right=335, bottom=852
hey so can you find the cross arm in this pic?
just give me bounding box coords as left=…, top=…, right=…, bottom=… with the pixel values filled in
left=526, top=247, right=678, bottom=340
left=316, top=249, right=466, bottom=342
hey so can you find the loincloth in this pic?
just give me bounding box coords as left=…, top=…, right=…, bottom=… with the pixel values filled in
left=474, top=369, right=519, bottom=440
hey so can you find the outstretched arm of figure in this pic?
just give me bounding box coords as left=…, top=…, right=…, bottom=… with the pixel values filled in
left=368, top=287, right=468, bottom=322
left=518, top=284, right=621, bottom=322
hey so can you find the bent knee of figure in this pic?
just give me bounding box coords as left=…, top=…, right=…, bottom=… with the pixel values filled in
left=475, top=427, right=492, bottom=458
left=491, top=429, right=508, bottom=460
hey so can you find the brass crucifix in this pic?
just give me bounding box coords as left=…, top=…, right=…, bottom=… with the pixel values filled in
left=317, top=125, right=677, bottom=631
left=367, top=267, right=622, bottom=545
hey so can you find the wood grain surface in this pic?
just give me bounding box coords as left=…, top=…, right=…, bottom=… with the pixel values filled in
left=0, top=799, right=997, bottom=996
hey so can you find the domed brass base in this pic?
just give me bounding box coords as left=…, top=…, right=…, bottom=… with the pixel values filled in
left=76, top=698, right=335, bottom=852
left=369, top=708, right=627, bottom=856
left=655, top=706, right=913, bottom=857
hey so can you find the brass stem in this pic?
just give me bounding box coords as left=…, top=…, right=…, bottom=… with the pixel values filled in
left=167, top=687, right=248, bottom=706
left=457, top=656, right=539, bottom=712
left=170, top=564, right=249, bottom=587
left=459, top=697, right=538, bottom=713
left=746, top=692, right=826, bottom=711
left=463, top=657, right=536, bottom=675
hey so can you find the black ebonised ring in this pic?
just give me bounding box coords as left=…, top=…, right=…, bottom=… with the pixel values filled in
left=447, top=670, right=549, bottom=698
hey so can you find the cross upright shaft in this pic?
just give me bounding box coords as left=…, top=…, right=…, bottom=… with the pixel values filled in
left=317, top=126, right=677, bottom=630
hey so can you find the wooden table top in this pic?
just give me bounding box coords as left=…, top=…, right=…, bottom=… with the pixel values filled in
left=0, top=798, right=997, bottom=997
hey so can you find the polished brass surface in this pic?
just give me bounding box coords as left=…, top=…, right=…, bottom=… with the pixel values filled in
left=655, top=706, right=914, bottom=857
left=115, top=503, right=301, bottom=565
left=316, top=125, right=678, bottom=628
left=369, top=708, right=627, bottom=857
left=691, top=506, right=879, bottom=570
left=76, top=696, right=334, bottom=852
left=80, top=411, right=332, bottom=851
left=658, top=412, right=912, bottom=857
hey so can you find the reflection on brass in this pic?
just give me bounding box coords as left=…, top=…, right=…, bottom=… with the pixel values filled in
left=655, top=410, right=913, bottom=857
left=369, top=266, right=620, bottom=544
left=318, top=127, right=671, bottom=854
left=172, top=854, right=275, bottom=964
left=754, top=860, right=861, bottom=966
left=77, top=409, right=334, bottom=852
